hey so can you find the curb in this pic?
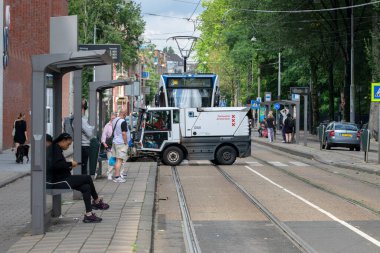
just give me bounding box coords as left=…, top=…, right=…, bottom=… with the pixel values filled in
left=136, top=162, right=157, bottom=253
left=0, top=172, right=30, bottom=188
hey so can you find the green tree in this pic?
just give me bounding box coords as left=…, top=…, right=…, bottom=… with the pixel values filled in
left=69, top=0, right=145, bottom=97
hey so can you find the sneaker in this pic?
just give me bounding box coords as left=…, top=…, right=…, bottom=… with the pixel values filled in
left=107, top=171, right=113, bottom=180
left=83, top=212, right=102, bottom=223
left=92, top=199, right=110, bottom=210
left=113, top=176, right=126, bottom=183
left=120, top=173, right=127, bottom=179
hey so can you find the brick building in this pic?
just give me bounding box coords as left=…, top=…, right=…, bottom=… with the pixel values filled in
left=0, top=1, right=68, bottom=151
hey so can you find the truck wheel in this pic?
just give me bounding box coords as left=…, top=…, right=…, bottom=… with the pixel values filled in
left=215, top=146, right=236, bottom=165
left=162, top=146, right=184, bottom=166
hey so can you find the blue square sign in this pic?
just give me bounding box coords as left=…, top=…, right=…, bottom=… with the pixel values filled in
left=372, top=83, right=380, bottom=102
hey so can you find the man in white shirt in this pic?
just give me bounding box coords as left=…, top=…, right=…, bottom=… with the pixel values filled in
left=111, top=109, right=129, bottom=183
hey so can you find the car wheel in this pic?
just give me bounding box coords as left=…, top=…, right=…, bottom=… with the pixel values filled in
left=355, top=146, right=361, bottom=151
left=349, top=147, right=354, bottom=151
left=162, top=146, right=184, bottom=166
left=215, top=146, right=237, bottom=165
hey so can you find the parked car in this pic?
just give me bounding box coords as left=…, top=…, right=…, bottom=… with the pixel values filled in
left=324, top=122, right=360, bottom=151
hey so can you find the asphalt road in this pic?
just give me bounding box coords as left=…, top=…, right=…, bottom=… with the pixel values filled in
left=153, top=143, right=380, bottom=253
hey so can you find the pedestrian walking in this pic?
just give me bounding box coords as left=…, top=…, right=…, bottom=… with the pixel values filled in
left=111, top=109, right=130, bottom=183
left=81, top=98, right=95, bottom=176
left=284, top=113, right=295, bottom=143
left=266, top=111, right=275, bottom=142
left=49, top=133, right=109, bottom=223
left=13, top=113, right=28, bottom=154
left=101, top=112, right=117, bottom=180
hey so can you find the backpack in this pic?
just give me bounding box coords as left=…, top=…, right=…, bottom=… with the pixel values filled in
left=288, top=118, right=294, bottom=128
left=63, top=115, right=74, bottom=136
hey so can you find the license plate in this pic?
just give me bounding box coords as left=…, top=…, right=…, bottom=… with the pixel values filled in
left=341, top=133, right=352, bottom=137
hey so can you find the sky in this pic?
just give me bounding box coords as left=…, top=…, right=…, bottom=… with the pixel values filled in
left=134, top=0, right=203, bottom=61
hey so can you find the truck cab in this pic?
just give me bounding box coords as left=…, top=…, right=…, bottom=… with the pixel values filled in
left=131, top=107, right=252, bottom=166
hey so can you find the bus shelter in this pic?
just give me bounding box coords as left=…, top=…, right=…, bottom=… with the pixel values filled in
left=31, top=50, right=112, bottom=235
left=259, top=100, right=300, bottom=144
left=88, top=80, right=134, bottom=175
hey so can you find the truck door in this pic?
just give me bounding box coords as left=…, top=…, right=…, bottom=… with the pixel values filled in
left=142, top=110, right=172, bottom=151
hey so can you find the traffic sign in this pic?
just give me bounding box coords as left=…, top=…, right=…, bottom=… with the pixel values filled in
left=256, top=97, right=262, bottom=103
left=372, top=82, right=380, bottom=102
left=251, top=101, right=260, bottom=109
left=290, top=87, right=309, bottom=95
left=292, top=94, right=300, bottom=101
left=274, top=103, right=280, bottom=110
left=265, top=92, right=271, bottom=102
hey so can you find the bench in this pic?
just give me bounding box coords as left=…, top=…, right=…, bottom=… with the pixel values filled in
left=46, top=181, right=73, bottom=217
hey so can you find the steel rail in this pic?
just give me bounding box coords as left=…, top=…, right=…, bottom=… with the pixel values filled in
left=215, top=165, right=317, bottom=253
left=171, top=166, right=202, bottom=253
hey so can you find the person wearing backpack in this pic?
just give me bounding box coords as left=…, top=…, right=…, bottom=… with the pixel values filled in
left=101, top=112, right=117, bottom=180
left=284, top=113, right=294, bottom=143
left=111, top=109, right=130, bottom=183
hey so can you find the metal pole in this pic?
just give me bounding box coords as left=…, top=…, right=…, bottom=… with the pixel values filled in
left=350, top=0, right=355, bottom=123
left=93, top=25, right=96, bottom=82
left=378, top=104, right=380, bottom=163
left=304, top=95, right=308, bottom=146
left=278, top=52, right=281, bottom=100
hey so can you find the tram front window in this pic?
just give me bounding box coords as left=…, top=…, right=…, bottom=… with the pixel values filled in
left=168, top=88, right=211, bottom=107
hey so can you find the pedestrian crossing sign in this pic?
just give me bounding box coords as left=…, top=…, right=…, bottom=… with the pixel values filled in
left=372, top=83, right=380, bottom=102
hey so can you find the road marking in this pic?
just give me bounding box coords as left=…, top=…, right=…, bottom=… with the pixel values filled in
left=196, top=161, right=212, bottom=165
left=244, top=165, right=380, bottom=247
left=268, top=161, right=288, bottom=167
left=289, top=161, right=310, bottom=167
left=245, top=161, right=264, bottom=166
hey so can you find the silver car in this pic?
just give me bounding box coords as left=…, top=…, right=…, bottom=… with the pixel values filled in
left=324, top=122, right=360, bottom=151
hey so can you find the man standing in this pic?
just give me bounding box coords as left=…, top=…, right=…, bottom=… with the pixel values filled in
left=111, top=109, right=129, bottom=183
left=280, top=107, right=289, bottom=143
left=266, top=111, right=275, bottom=143
left=81, top=98, right=95, bottom=175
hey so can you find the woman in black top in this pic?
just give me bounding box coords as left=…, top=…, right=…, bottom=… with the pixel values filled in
left=50, top=133, right=110, bottom=223
left=13, top=113, right=27, bottom=150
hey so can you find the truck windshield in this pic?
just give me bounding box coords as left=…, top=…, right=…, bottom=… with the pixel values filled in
left=145, top=110, right=171, bottom=131
left=166, top=77, right=212, bottom=108
left=167, top=88, right=211, bottom=107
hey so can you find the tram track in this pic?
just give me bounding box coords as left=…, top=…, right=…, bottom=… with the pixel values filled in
left=171, top=164, right=316, bottom=253
left=251, top=153, right=380, bottom=217
left=171, top=166, right=202, bottom=253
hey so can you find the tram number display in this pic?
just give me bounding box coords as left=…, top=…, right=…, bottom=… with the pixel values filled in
left=168, top=78, right=211, bottom=88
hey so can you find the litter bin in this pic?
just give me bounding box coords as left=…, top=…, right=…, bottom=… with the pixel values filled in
left=360, top=129, right=370, bottom=162
left=318, top=125, right=326, bottom=150
left=89, top=137, right=100, bottom=176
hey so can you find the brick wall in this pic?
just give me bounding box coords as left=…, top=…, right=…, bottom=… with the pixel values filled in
left=3, top=1, right=68, bottom=149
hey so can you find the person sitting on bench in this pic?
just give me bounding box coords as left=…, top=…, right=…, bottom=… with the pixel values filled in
left=50, top=133, right=110, bottom=223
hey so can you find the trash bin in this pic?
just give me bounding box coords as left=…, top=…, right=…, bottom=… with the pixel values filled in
left=89, top=137, right=100, bottom=176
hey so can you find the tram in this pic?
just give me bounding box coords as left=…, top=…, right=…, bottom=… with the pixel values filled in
left=155, top=73, right=220, bottom=108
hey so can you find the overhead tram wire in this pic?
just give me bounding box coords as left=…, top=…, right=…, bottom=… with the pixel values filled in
left=224, top=1, right=380, bottom=14
left=142, top=12, right=190, bottom=21
left=171, top=0, right=198, bottom=5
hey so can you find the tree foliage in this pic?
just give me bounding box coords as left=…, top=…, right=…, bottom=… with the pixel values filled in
left=197, top=0, right=373, bottom=125
left=69, top=0, right=145, bottom=97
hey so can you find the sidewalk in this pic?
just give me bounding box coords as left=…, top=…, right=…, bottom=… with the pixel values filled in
left=0, top=153, right=156, bottom=253
left=252, top=130, right=380, bottom=175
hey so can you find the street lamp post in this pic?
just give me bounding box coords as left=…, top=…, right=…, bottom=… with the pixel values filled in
left=350, top=0, right=355, bottom=123
left=278, top=52, right=281, bottom=100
